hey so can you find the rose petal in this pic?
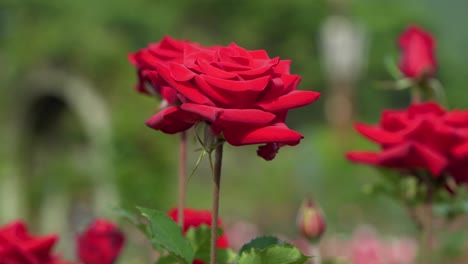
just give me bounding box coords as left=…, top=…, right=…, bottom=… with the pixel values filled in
left=408, top=102, right=445, bottom=118
left=451, top=142, right=468, bottom=159
left=145, top=106, right=196, bottom=134
left=257, top=143, right=280, bottom=161
left=346, top=151, right=380, bottom=165
left=169, top=62, right=196, bottom=82
left=249, top=50, right=270, bottom=59
left=258, top=90, right=321, bottom=112
left=222, top=123, right=303, bottom=146
left=218, top=109, right=276, bottom=126
left=194, top=76, right=232, bottom=106
left=180, top=103, right=222, bottom=123
left=203, top=75, right=270, bottom=92
left=198, top=59, right=238, bottom=79
left=445, top=110, right=468, bottom=126
left=155, top=64, right=214, bottom=106
left=355, top=123, right=404, bottom=145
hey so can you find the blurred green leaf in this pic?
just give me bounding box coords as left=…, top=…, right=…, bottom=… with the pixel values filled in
left=138, top=207, right=194, bottom=264
left=237, top=245, right=308, bottom=264
left=155, top=254, right=185, bottom=264
left=238, top=236, right=290, bottom=256
left=185, top=224, right=236, bottom=264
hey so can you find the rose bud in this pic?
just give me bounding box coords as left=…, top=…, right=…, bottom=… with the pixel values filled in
left=297, top=199, right=326, bottom=242
left=77, top=219, right=125, bottom=264
left=398, top=25, right=436, bottom=79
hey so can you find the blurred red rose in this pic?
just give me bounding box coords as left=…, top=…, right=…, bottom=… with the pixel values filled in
left=398, top=25, right=436, bottom=79
left=347, top=102, right=468, bottom=190
left=168, top=208, right=229, bottom=249
left=144, top=41, right=320, bottom=160
left=0, top=220, right=72, bottom=264
left=129, top=36, right=188, bottom=104
left=76, top=219, right=125, bottom=264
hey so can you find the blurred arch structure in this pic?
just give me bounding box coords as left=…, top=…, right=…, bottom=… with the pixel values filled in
left=320, top=10, right=368, bottom=146
left=0, top=68, right=117, bottom=250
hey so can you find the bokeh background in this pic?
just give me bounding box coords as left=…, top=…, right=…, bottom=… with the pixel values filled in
left=1, top=0, right=467, bottom=262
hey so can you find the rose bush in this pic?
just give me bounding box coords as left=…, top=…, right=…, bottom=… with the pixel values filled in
left=347, top=102, right=468, bottom=189
left=76, top=219, right=125, bottom=264
left=134, top=41, right=320, bottom=159
left=398, top=26, right=436, bottom=79
left=0, top=221, right=72, bottom=264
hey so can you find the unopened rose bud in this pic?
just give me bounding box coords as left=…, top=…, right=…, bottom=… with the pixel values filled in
left=297, top=199, right=326, bottom=242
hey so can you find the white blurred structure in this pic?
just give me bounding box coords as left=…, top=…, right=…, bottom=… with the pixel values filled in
left=320, top=11, right=368, bottom=142
left=0, top=68, right=117, bottom=255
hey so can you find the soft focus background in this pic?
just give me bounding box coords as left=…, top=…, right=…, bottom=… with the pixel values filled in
left=1, top=0, right=467, bottom=263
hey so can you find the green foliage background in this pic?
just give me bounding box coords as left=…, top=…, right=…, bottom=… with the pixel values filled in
left=1, top=0, right=467, bottom=262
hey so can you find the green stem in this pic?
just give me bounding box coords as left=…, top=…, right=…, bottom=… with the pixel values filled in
left=310, top=242, right=321, bottom=264
left=419, top=182, right=434, bottom=264
left=177, top=131, right=187, bottom=227
left=411, top=86, right=422, bottom=103
left=210, top=140, right=224, bottom=264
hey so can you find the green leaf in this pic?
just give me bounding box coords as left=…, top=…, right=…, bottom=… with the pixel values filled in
left=155, top=253, right=185, bottom=264
left=384, top=55, right=404, bottom=80
left=114, top=207, right=148, bottom=235
left=138, top=207, right=195, bottom=264
left=185, top=224, right=236, bottom=264
left=237, top=244, right=309, bottom=264
left=238, top=236, right=290, bottom=255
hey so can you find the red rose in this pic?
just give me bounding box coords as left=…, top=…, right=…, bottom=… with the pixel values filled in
left=144, top=42, right=320, bottom=160
left=398, top=25, right=436, bottom=79
left=76, top=219, right=125, bottom=264
left=347, top=102, right=468, bottom=189
left=129, top=36, right=188, bottom=104
left=168, top=208, right=229, bottom=249
left=0, top=220, right=72, bottom=264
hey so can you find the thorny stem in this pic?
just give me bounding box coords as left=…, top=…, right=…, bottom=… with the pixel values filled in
left=178, top=131, right=187, bottom=227
left=210, top=140, right=224, bottom=264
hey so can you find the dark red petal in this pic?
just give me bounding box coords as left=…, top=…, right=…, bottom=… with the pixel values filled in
left=346, top=151, right=380, bottom=165
left=180, top=103, right=222, bottom=123
left=194, top=76, right=232, bottom=106
left=198, top=59, right=238, bottom=79
left=249, top=50, right=270, bottom=59
left=379, top=142, right=448, bottom=176
left=155, top=64, right=214, bottom=106
left=237, top=64, right=274, bottom=79
left=218, top=109, right=276, bottom=126
left=408, top=102, right=445, bottom=117
left=445, top=110, right=468, bottom=126
left=25, top=235, right=57, bottom=260
left=273, top=60, right=292, bottom=75
left=257, top=143, right=280, bottom=161
left=451, top=142, right=468, bottom=159
left=169, top=62, right=196, bottom=82
left=222, top=123, right=303, bottom=146
left=203, top=75, right=270, bottom=92
left=145, top=106, right=196, bottom=134
left=258, top=90, right=320, bottom=112
left=355, top=123, right=404, bottom=145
